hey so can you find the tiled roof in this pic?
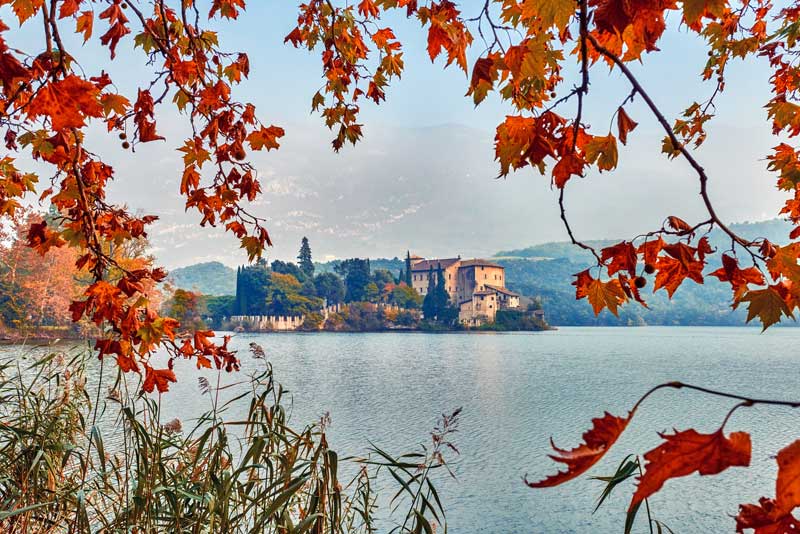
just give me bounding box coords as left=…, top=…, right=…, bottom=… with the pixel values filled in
left=459, top=258, right=503, bottom=269
left=410, top=258, right=460, bottom=271
left=485, top=284, right=520, bottom=297
left=473, top=289, right=495, bottom=296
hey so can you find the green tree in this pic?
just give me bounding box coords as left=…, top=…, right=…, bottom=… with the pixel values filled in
left=271, top=259, right=306, bottom=282
left=334, top=258, right=371, bottom=302
left=205, top=295, right=235, bottom=327
left=314, top=272, right=345, bottom=305
left=297, top=237, right=314, bottom=279
left=404, top=251, right=412, bottom=286
left=392, top=284, right=423, bottom=309
left=236, top=260, right=270, bottom=315
left=265, top=272, right=323, bottom=316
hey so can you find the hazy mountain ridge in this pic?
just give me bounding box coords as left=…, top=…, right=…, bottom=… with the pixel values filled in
left=167, top=262, right=236, bottom=296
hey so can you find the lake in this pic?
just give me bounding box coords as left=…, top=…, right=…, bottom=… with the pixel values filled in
left=3, top=326, right=799, bottom=533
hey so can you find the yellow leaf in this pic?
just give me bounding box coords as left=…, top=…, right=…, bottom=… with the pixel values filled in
left=587, top=278, right=628, bottom=316
left=520, top=0, right=575, bottom=31
left=585, top=134, right=619, bottom=172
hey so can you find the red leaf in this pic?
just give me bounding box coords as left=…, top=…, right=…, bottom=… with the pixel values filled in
left=736, top=440, right=800, bottom=533
left=526, top=412, right=631, bottom=487
left=654, top=242, right=705, bottom=297
left=667, top=215, right=693, bottom=233
left=710, top=254, right=766, bottom=300
left=143, top=366, right=177, bottom=393
left=736, top=497, right=800, bottom=534
left=601, top=241, right=638, bottom=276
left=632, top=429, right=751, bottom=509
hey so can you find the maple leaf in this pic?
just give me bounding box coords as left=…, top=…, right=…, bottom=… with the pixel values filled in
left=632, top=429, right=751, bottom=509
left=710, top=254, right=765, bottom=301
left=638, top=237, right=665, bottom=266
left=735, top=439, right=800, bottom=533
left=574, top=270, right=628, bottom=315
left=739, top=286, right=795, bottom=330
left=601, top=241, right=638, bottom=276
left=142, top=366, right=177, bottom=394
left=654, top=242, right=704, bottom=297
left=617, top=107, right=638, bottom=145
left=468, top=55, right=499, bottom=105
left=682, top=0, right=726, bottom=27
left=76, top=11, right=93, bottom=42
left=551, top=152, right=585, bottom=187
left=776, top=439, right=800, bottom=515
left=246, top=125, right=285, bottom=151
left=526, top=412, right=631, bottom=487
left=735, top=497, right=800, bottom=534
left=584, top=134, right=619, bottom=171
left=8, top=0, right=45, bottom=23
left=520, top=0, right=576, bottom=30
left=767, top=244, right=800, bottom=281
left=28, top=75, right=103, bottom=131
left=666, top=215, right=693, bottom=233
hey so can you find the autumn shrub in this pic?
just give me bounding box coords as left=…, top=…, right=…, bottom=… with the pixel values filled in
left=0, top=343, right=458, bottom=534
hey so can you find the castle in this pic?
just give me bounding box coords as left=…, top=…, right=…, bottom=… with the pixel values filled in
left=405, top=254, right=521, bottom=326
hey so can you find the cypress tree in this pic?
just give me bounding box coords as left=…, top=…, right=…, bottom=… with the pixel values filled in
left=297, top=237, right=314, bottom=279
left=404, top=251, right=412, bottom=286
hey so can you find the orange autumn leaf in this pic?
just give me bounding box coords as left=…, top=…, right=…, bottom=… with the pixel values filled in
left=573, top=270, right=628, bottom=316
left=584, top=134, right=619, bottom=171
left=601, top=241, right=638, bottom=276
left=617, top=107, right=638, bottom=145
left=710, top=254, right=766, bottom=301
left=632, top=429, right=751, bottom=509
left=654, top=242, right=705, bottom=297
left=142, top=366, right=177, bottom=394
left=526, top=412, right=631, bottom=488
left=776, top=439, right=800, bottom=515
left=736, top=440, right=800, bottom=533
left=27, top=74, right=103, bottom=131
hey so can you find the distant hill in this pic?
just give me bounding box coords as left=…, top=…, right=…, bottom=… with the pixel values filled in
left=315, top=257, right=404, bottom=275
left=496, top=219, right=794, bottom=263
left=168, top=262, right=235, bottom=296
left=496, top=219, right=797, bottom=327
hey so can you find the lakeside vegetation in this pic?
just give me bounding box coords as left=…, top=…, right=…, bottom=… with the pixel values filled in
left=0, top=343, right=458, bottom=533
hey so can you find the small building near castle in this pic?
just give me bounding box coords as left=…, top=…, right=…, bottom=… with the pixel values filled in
left=407, top=253, right=520, bottom=325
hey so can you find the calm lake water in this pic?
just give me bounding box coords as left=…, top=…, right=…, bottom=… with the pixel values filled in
left=3, top=327, right=799, bottom=533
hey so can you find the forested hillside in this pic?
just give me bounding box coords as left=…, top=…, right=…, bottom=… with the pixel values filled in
left=497, top=219, right=796, bottom=326
left=167, top=262, right=236, bottom=296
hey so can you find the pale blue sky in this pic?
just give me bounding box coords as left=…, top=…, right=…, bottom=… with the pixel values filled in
left=3, top=2, right=785, bottom=267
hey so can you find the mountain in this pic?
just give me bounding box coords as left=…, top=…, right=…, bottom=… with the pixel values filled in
left=495, top=219, right=793, bottom=262
left=168, top=262, right=236, bottom=296
left=496, top=219, right=797, bottom=327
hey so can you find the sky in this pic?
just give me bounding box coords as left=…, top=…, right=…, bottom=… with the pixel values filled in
left=4, top=2, right=789, bottom=268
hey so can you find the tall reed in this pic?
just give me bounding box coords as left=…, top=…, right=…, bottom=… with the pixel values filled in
left=0, top=342, right=458, bottom=534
